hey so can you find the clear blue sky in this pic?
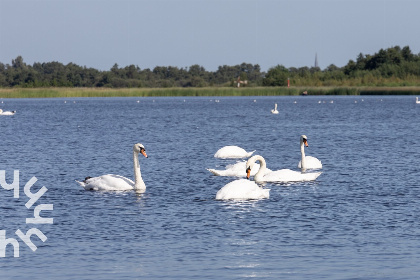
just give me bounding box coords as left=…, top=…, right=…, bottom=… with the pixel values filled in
left=1, top=0, right=419, bottom=72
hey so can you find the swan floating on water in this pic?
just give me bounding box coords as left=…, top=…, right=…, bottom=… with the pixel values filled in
left=207, top=161, right=272, bottom=177
left=271, top=103, right=279, bottom=114
left=297, top=135, right=322, bottom=170
left=0, top=109, right=16, bottom=115
left=246, top=155, right=321, bottom=183
left=416, top=97, right=420, bottom=104
left=215, top=179, right=270, bottom=200
left=76, top=143, right=148, bottom=192
left=214, top=146, right=255, bottom=159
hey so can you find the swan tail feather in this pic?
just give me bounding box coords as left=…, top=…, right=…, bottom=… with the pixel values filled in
left=247, top=150, right=256, bottom=157
left=75, top=180, right=86, bottom=187
left=207, top=169, right=221, bottom=176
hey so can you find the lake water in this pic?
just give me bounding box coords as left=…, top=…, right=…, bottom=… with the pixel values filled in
left=0, top=95, right=419, bottom=279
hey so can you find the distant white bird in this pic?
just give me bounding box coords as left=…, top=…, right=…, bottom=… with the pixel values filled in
left=0, top=109, right=16, bottom=116
left=416, top=97, right=420, bottom=104
left=215, top=179, right=270, bottom=200
left=271, top=103, right=279, bottom=114
left=214, top=146, right=255, bottom=159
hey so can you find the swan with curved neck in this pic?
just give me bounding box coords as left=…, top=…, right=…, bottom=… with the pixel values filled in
left=246, top=155, right=321, bottom=183
left=271, top=103, right=279, bottom=114
left=77, top=143, right=148, bottom=192
left=298, top=135, right=322, bottom=170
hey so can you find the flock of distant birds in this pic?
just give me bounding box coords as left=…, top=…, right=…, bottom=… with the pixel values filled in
left=1, top=96, right=419, bottom=116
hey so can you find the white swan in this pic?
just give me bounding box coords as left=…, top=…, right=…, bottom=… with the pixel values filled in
left=246, top=155, right=321, bottom=183
left=215, top=179, right=270, bottom=200
left=214, top=146, right=255, bottom=159
left=0, top=109, right=16, bottom=115
left=416, top=97, right=420, bottom=104
left=297, top=135, right=322, bottom=170
left=76, top=143, right=148, bottom=192
left=271, top=103, right=279, bottom=114
left=207, top=161, right=272, bottom=177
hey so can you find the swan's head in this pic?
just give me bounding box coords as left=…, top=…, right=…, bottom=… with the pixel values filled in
left=245, top=156, right=258, bottom=179
left=300, top=135, right=308, bottom=147
left=246, top=166, right=251, bottom=179
left=133, top=143, right=148, bottom=158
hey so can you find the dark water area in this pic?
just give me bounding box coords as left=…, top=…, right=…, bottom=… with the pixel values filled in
left=0, top=95, right=419, bottom=279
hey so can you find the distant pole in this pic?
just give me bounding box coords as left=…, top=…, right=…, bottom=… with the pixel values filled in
left=315, top=53, right=319, bottom=68
left=287, top=78, right=290, bottom=88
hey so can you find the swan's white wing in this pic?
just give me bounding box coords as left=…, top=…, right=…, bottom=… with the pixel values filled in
left=298, top=156, right=323, bottom=169
left=208, top=161, right=268, bottom=177
left=214, top=146, right=255, bottom=159
left=81, top=174, right=134, bottom=191
left=262, top=169, right=321, bottom=182
left=215, top=179, right=270, bottom=200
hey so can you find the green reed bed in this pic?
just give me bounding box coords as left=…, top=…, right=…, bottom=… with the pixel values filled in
left=1, top=86, right=420, bottom=98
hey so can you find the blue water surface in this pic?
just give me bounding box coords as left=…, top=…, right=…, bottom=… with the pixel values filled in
left=0, top=95, right=419, bottom=279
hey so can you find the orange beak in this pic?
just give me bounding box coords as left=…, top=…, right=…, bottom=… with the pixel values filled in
left=303, top=139, right=308, bottom=147
left=246, top=167, right=251, bottom=179
left=141, top=150, right=148, bottom=158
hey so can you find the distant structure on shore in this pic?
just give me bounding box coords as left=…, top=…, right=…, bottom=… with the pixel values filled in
left=236, top=76, right=248, bottom=88
left=315, top=53, right=319, bottom=68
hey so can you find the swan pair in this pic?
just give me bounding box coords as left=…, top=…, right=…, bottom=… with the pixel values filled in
left=245, top=135, right=322, bottom=183
left=0, top=109, right=16, bottom=115
left=76, top=143, right=148, bottom=192
left=246, top=155, right=321, bottom=183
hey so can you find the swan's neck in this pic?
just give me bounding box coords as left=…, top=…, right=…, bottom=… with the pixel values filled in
left=133, top=151, right=146, bottom=191
left=300, top=141, right=306, bottom=171
left=252, top=155, right=267, bottom=182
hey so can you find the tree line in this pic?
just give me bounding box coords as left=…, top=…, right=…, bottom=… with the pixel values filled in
left=1, top=45, right=419, bottom=88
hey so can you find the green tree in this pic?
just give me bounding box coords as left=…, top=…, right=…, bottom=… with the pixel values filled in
left=262, top=65, right=289, bottom=86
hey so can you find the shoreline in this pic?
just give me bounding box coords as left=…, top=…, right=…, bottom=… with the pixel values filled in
left=1, top=86, right=420, bottom=98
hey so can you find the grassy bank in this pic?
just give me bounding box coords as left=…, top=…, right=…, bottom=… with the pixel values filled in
left=1, top=86, right=420, bottom=98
